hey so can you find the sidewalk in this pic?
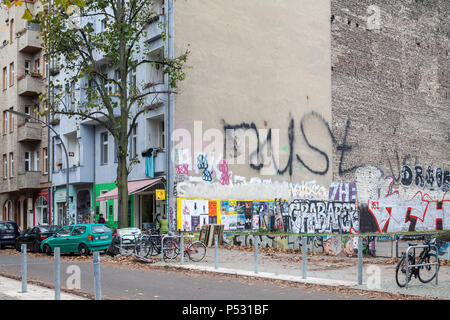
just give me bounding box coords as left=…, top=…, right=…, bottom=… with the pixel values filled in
left=152, top=246, right=450, bottom=300
left=0, top=276, right=88, bottom=300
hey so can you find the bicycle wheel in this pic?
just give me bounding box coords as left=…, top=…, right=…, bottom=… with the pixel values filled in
left=163, top=238, right=180, bottom=260
left=187, top=241, right=206, bottom=262
left=146, top=236, right=161, bottom=257
left=418, top=252, right=439, bottom=283
left=395, top=255, right=414, bottom=288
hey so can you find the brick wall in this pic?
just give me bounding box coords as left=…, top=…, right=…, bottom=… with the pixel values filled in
left=331, top=0, right=450, bottom=183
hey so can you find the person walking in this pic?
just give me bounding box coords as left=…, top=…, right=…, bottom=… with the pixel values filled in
left=97, top=214, right=106, bottom=224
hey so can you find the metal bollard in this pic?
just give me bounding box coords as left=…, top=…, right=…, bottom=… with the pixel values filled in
left=254, top=235, right=258, bottom=274
left=93, top=252, right=102, bottom=300
left=54, top=247, right=61, bottom=300
left=358, top=237, right=363, bottom=285
left=180, top=234, right=184, bottom=265
left=302, top=236, right=307, bottom=279
left=21, top=244, right=27, bottom=293
left=161, top=235, right=165, bottom=264
left=214, top=234, right=218, bottom=270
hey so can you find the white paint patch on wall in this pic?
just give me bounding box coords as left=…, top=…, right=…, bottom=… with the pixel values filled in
left=176, top=180, right=328, bottom=200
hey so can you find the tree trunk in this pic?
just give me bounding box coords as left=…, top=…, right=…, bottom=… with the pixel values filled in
left=117, top=154, right=129, bottom=228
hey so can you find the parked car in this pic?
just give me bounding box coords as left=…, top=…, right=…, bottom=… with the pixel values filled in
left=40, top=223, right=113, bottom=256
left=0, top=221, right=20, bottom=249
left=118, top=227, right=142, bottom=244
left=15, top=225, right=61, bottom=253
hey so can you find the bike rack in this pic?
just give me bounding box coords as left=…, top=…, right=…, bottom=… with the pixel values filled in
left=405, top=244, right=439, bottom=289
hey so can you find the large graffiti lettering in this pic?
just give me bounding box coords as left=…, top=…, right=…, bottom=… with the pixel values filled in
left=288, top=200, right=359, bottom=234
left=222, top=112, right=360, bottom=178
left=400, top=165, right=449, bottom=191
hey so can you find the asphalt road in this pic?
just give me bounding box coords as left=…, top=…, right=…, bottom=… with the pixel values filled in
left=0, top=252, right=372, bottom=300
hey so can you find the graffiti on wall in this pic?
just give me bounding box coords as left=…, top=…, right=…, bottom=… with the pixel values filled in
left=400, top=165, right=450, bottom=191
left=288, top=199, right=359, bottom=234
left=328, top=182, right=357, bottom=202
left=222, top=112, right=359, bottom=178
left=227, top=234, right=375, bottom=257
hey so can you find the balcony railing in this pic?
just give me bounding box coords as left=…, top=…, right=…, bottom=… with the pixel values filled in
left=17, top=171, right=42, bottom=190
left=17, top=121, right=42, bottom=142
left=17, top=25, right=43, bottom=54
left=17, top=73, right=43, bottom=96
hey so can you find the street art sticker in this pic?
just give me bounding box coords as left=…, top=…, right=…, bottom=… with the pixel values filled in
left=288, top=200, right=359, bottom=234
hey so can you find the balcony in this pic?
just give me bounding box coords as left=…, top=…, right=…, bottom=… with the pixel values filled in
left=17, top=74, right=43, bottom=96
left=52, top=165, right=94, bottom=187
left=146, top=14, right=165, bottom=49
left=17, top=28, right=43, bottom=54
left=17, top=122, right=42, bottom=142
left=17, top=171, right=41, bottom=190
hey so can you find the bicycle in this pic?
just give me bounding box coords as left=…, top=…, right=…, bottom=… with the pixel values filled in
left=395, top=237, right=443, bottom=288
left=163, top=234, right=207, bottom=262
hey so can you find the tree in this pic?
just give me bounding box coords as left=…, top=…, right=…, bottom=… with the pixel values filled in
left=32, top=0, right=188, bottom=228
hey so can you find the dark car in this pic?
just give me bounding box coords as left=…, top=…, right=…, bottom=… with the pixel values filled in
left=15, top=225, right=61, bottom=253
left=0, top=221, right=20, bottom=249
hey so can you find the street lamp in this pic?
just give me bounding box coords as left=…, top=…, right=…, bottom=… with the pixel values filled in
left=6, top=109, right=70, bottom=226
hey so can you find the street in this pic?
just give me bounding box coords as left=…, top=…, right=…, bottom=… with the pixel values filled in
left=0, top=251, right=374, bottom=300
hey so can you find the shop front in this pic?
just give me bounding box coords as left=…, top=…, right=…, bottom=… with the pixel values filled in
left=95, top=178, right=165, bottom=229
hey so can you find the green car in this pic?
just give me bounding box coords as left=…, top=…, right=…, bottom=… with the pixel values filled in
left=40, top=223, right=113, bottom=256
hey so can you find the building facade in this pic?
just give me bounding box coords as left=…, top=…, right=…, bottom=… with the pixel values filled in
left=0, top=2, right=51, bottom=230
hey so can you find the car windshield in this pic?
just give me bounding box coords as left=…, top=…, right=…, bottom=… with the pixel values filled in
left=39, top=226, right=60, bottom=233
left=0, top=223, right=16, bottom=232
left=92, top=225, right=112, bottom=234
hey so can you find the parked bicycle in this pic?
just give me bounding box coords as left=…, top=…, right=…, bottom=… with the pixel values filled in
left=395, top=237, right=443, bottom=288
left=163, top=234, right=207, bottom=262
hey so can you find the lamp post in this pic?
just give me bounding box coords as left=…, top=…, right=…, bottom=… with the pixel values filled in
left=7, top=109, right=70, bottom=225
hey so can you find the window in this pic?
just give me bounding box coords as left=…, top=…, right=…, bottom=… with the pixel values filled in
left=34, top=58, right=40, bottom=74
left=3, top=111, right=7, bottom=135
left=92, top=225, right=112, bottom=234
left=24, top=152, right=30, bottom=172
left=8, top=107, right=13, bottom=133
left=100, top=190, right=108, bottom=221
left=101, top=132, right=108, bottom=165
left=9, top=62, right=14, bottom=86
left=100, top=18, right=107, bottom=32
left=72, top=226, right=86, bottom=236
left=2, top=154, right=6, bottom=179
left=56, top=226, right=73, bottom=237
left=9, top=153, right=13, bottom=178
left=129, top=63, right=137, bottom=90
left=42, top=148, right=48, bottom=174
left=159, top=121, right=165, bottom=148
left=131, top=125, right=138, bottom=158
left=113, top=70, right=120, bottom=93
left=34, top=151, right=40, bottom=171
left=25, top=60, right=31, bottom=74
left=69, top=81, right=75, bottom=110
left=2, top=67, right=7, bottom=90
left=9, top=19, right=13, bottom=44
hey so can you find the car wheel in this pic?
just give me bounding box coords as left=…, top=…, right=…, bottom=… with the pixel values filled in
left=79, top=243, right=90, bottom=256
left=44, top=244, right=52, bottom=256
left=33, top=242, right=40, bottom=253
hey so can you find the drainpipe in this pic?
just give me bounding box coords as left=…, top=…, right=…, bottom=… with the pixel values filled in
left=166, top=0, right=175, bottom=231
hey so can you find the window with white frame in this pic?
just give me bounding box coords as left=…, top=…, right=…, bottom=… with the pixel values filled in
left=2, top=154, right=7, bottom=179
left=101, top=132, right=108, bottom=165
left=131, top=125, right=138, bottom=158
left=43, top=148, right=48, bottom=174
left=34, top=151, right=40, bottom=171
left=9, top=152, right=13, bottom=178
left=24, top=152, right=30, bottom=172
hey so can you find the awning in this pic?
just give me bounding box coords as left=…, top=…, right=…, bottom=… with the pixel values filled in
left=95, top=178, right=164, bottom=202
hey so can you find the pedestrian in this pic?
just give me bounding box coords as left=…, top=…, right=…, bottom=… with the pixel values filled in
left=97, top=214, right=106, bottom=224
left=159, top=213, right=169, bottom=234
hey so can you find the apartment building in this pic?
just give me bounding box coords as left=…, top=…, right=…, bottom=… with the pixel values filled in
left=0, top=2, right=50, bottom=230
left=51, top=0, right=167, bottom=228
